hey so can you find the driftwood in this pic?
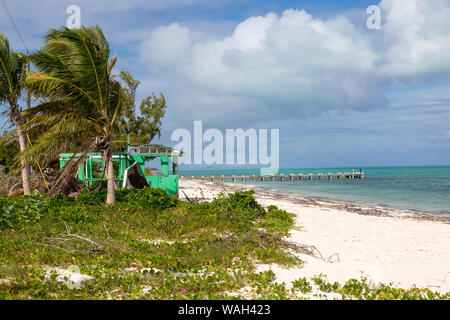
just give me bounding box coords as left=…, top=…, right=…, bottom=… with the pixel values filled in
left=2, top=172, right=85, bottom=197
left=180, top=189, right=199, bottom=205
left=0, top=175, right=20, bottom=195
left=285, top=241, right=340, bottom=263
left=8, top=181, right=42, bottom=197
left=47, top=139, right=100, bottom=197
left=45, top=219, right=105, bottom=253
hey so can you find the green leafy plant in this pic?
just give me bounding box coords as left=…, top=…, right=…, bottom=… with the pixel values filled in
left=48, top=194, right=75, bottom=208
left=60, top=206, right=92, bottom=224
left=0, top=187, right=447, bottom=300
left=0, top=191, right=47, bottom=229
left=292, top=277, right=313, bottom=294
left=77, top=188, right=107, bottom=205
left=117, top=187, right=179, bottom=210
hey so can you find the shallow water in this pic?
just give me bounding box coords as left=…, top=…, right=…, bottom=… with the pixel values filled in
left=180, top=166, right=450, bottom=215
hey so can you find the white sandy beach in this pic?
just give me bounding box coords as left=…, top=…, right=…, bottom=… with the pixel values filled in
left=179, top=179, right=450, bottom=294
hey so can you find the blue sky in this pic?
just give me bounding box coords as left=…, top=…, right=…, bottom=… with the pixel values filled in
left=1, top=0, right=450, bottom=169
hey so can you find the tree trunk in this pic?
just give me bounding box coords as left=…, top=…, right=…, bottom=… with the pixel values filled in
left=104, top=145, right=115, bottom=205
left=11, top=104, right=31, bottom=196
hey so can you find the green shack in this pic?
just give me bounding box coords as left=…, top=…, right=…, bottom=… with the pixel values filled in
left=59, top=144, right=183, bottom=195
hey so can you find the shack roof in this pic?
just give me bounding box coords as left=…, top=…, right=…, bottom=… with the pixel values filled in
left=127, top=144, right=183, bottom=156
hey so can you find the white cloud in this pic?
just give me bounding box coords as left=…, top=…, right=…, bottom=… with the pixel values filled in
left=140, top=23, right=192, bottom=71
left=380, top=0, right=450, bottom=78
left=139, top=0, right=450, bottom=123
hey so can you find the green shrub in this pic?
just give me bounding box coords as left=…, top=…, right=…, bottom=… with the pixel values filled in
left=0, top=191, right=47, bottom=229
left=292, top=277, right=313, bottom=294
left=117, top=187, right=179, bottom=210
left=76, top=185, right=179, bottom=209
left=0, top=204, right=16, bottom=228
left=226, top=190, right=265, bottom=216
left=196, top=190, right=267, bottom=233
left=114, top=188, right=136, bottom=203
left=59, top=206, right=92, bottom=224
left=77, top=188, right=107, bottom=205
left=260, top=205, right=296, bottom=235
left=85, top=181, right=107, bottom=192
left=48, top=194, right=75, bottom=208
left=0, top=195, right=9, bottom=209
left=267, top=205, right=291, bottom=221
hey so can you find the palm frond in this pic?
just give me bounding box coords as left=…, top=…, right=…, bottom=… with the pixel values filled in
left=23, top=26, right=123, bottom=198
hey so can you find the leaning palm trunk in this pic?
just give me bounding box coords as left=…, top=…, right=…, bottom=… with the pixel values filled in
left=104, top=141, right=115, bottom=205
left=46, top=140, right=98, bottom=197
left=15, top=124, right=31, bottom=195
left=10, top=104, right=31, bottom=195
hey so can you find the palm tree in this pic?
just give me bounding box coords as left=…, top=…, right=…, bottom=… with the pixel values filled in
left=0, top=33, right=31, bottom=195
left=24, top=26, right=121, bottom=204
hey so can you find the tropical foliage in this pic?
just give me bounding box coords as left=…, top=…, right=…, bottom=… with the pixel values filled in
left=23, top=26, right=121, bottom=203
left=0, top=33, right=31, bottom=195
left=1, top=188, right=447, bottom=300
left=1, top=26, right=167, bottom=203
left=115, top=71, right=167, bottom=148
left=0, top=137, right=18, bottom=171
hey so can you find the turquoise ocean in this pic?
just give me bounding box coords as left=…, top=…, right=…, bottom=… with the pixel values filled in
left=180, top=166, right=450, bottom=216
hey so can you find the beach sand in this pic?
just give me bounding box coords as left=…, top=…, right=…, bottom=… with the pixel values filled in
left=179, top=179, right=450, bottom=294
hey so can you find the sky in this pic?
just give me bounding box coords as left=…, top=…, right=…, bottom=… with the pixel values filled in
left=1, top=0, right=450, bottom=169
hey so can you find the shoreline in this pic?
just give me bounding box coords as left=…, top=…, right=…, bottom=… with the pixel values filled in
left=180, top=179, right=450, bottom=224
left=179, top=179, right=450, bottom=294
left=180, top=167, right=450, bottom=217
left=231, top=182, right=450, bottom=218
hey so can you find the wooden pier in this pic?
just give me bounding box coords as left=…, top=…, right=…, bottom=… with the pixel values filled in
left=181, top=172, right=364, bottom=182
